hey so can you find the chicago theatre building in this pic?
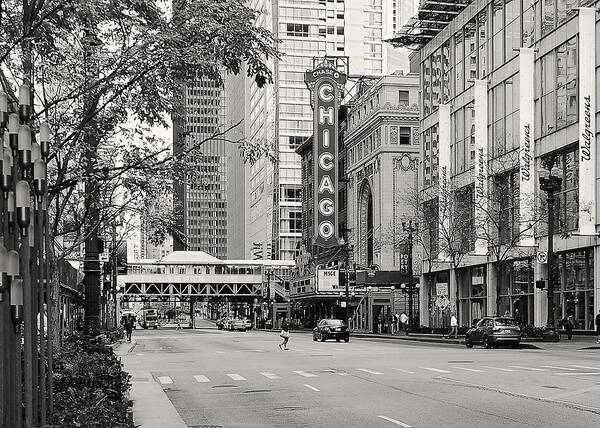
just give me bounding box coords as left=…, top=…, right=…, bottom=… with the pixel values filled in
left=393, top=0, right=600, bottom=331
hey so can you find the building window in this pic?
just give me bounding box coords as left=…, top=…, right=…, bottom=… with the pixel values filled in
left=286, top=23, right=309, bottom=37
left=458, top=265, right=487, bottom=326
left=498, top=258, right=534, bottom=326
left=555, top=248, right=595, bottom=330
left=552, top=148, right=579, bottom=232
left=399, top=127, right=411, bottom=145
left=337, top=26, right=344, bottom=35
left=281, top=185, right=302, bottom=202
left=288, top=136, right=306, bottom=149
left=399, top=90, right=409, bottom=106
left=494, top=169, right=519, bottom=244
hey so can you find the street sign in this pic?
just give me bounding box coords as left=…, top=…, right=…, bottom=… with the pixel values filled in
left=436, top=283, right=448, bottom=296
left=536, top=251, right=548, bottom=264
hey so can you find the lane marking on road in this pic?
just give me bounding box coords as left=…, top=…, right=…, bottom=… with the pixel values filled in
left=226, top=373, right=246, bottom=381
left=569, top=365, right=600, bottom=370
left=391, top=368, right=416, bottom=374
left=422, top=367, right=451, bottom=374
left=215, top=351, right=226, bottom=354
left=253, top=350, right=265, bottom=353
left=260, top=372, right=281, bottom=380
left=304, top=384, right=320, bottom=392
left=157, top=376, right=173, bottom=384
left=550, top=384, right=600, bottom=399
left=542, top=365, right=577, bottom=371
left=294, top=371, right=317, bottom=378
left=482, top=366, right=518, bottom=372
left=555, top=372, right=600, bottom=376
left=193, top=375, right=211, bottom=383
left=357, top=368, right=384, bottom=375
left=509, top=366, right=546, bottom=371
left=452, top=367, right=484, bottom=373
left=378, top=415, right=412, bottom=427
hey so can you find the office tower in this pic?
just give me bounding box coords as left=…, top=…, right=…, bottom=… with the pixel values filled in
left=173, top=78, right=228, bottom=258
left=245, top=0, right=405, bottom=261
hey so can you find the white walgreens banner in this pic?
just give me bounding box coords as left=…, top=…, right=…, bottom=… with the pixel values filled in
left=578, top=8, right=596, bottom=235
left=438, top=104, right=451, bottom=260
left=474, top=80, right=488, bottom=255
left=519, top=48, right=535, bottom=246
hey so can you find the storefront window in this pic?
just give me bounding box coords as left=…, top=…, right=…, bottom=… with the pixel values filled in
left=498, top=258, right=534, bottom=326
left=555, top=248, right=595, bottom=330
left=458, top=265, right=487, bottom=326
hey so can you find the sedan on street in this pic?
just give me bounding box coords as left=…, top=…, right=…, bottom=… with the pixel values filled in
left=313, top=319, right=350, bottom=342
left=465, top=317, right=521, bottom=349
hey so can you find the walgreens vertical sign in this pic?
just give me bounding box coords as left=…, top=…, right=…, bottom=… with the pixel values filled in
left=305, top=62, right=347, bottom=248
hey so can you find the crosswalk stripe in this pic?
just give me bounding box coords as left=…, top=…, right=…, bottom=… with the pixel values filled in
left=452, top=367, right=484, bottom=373
left=294, top=370, right=317, bottom=378
left=226, top=373, right=246, bottom=381
left=304, top=384, right=320, bottom=392
left=509, top=366, right=546, bottom=371
left=260, top=372, right=281, bottom=379
left=482, top=366, right=518, bottom=372
left=542, top=365, right=577, bottom=371
left=357, top=368, right=383, bottom=375
left=422, top=367, right=451, bottom=374
left=193, top=375, right=210, bottom=383
left=378, top=415, right=412, bottom=427
left=157, top=376, right=173, bottom=384
left=569, top=365, right=600, bottom=370
left=392, top=368, right=416, bottom=374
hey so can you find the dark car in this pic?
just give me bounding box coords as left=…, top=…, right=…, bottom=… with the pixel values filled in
left=465, top=317, right=521, bottom=349
left=216, top=318, right=225, bottom=330
left=313, top=319, right=350, bottom=343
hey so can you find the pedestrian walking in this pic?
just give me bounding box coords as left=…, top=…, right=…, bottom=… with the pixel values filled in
left=513, top=308, right=521, bottom=328
left=279, top=317, right=290, bottom=350
left=394, top=311, right=400, bottom=335
left=176, top=313, right=182, bottom=330
left=595, top=310, right=600, bottom=343
left=123, top=315, right=134, bottom=342
left=449, top=312, right=458, bottom=339
left=564, top=314, right=575, bottom=340
left=376, top=315, right=383, bottom=334
left=400, top=312, right=408, bottom=335
left=388, top=312, right=395, bottom=335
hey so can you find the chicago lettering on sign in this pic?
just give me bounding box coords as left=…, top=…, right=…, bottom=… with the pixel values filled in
left=305, top=61, right=347, bottom=248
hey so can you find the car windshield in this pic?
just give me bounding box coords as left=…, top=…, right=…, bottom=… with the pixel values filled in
left=494, top=318, right=518, bottom=326
left=324, top=320, right=345, bottom=326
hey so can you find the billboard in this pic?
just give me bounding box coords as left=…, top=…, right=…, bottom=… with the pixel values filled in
left=305, top=61, right=347, bottom=248
left=316, top=269, right=340, bottom=292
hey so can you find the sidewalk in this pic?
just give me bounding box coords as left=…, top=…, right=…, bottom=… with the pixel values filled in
left=114, top=340, right=187, bottom=428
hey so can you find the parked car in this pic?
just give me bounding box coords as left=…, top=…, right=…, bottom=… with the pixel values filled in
left=465, top=317, right=521, bottom=349
left=228, top=318, right=247, bottom=332
left=313, top=319, right=350, bottom=342
left=242, top=318, right=252, bottom=330
left=138, top=309, right=158, bottom=329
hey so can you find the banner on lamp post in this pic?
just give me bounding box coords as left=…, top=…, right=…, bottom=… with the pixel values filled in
left=474, top=80, right=488, bottom=255
left=519, top=48, right=536, bottom=246
left=578, top=8, right=596, bottom=235
left=438, top=104, right=451, bottom=260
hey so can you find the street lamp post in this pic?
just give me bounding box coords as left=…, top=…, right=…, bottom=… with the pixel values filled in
left=402, top=220, right=416, bottom=334
left=539, top=172, right=561, bottom=342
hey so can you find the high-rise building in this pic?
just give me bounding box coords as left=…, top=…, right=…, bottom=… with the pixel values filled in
left=245, top=0, right=410, bottom=261
left=173, top=78, right=229, bottom=259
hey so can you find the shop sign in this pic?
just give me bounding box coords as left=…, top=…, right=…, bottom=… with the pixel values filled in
left=399, top=254, right=409, bottom=274
left=317, top=269, right=340, bottom=291
left=436, top=282, right=448, bottom=297
left=438, top=105, right=451, bottom=260
left=305, top=61, right=347, bottom=248
left=474, top=80, right=488, bottom=255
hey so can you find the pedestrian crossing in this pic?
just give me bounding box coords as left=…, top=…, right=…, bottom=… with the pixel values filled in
left=154, top=362, right=600, bottom=385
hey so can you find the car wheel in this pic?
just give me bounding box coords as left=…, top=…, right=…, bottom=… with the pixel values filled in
left=465, top=336, right=473, bottom=348
left=344, top=338, right=349, bottom=343
left=483, top=336, right=491, bottom=349
left=313, top=334, right=317, bottom=341
left=153, top=326, right=157, bottom=329
left=511, top=343, right=520, bottom=349
left=320, top=333, right=326, bottom=342
left=336, top=338, right=341, bottom=342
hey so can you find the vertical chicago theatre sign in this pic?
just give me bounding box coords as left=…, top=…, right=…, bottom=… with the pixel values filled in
left=305, top=61, right=347, bottom=248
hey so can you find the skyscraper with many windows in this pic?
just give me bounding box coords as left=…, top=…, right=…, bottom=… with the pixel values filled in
left=245, top=0, right=412, bottom=261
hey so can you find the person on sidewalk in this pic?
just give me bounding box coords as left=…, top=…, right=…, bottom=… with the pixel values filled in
left=394, top=311, right=400, bottom=335
left=400, top=312, right=408, bottom=335
left=388, top=312, right=395, bottom=335
left=123, top=315, right=134, bottom=342
left=564, top=314, right=575, bottom=340
left=448, top=312, right=458, bottom=339
left=279, top=317, right=290, bottom=350
left=595, top=310, right=600, bottom=343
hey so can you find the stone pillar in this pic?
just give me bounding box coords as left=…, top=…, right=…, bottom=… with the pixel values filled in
left=534, top=260, right=547, bottom=328
left=486, top=263, right=497, bottom=317
left=419, top=275, right=429, bottom=327
left=449, top=268, right=457, bottom=314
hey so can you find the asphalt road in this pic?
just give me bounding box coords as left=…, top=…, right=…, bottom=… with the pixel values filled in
left=122, top=322, right=600, bottom=428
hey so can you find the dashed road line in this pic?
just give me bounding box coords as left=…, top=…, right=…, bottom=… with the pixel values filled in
left=509, top=366, right=546, bottom=371
left=294, top=370, right=317, bottom=378
left=555, top=372, right=600, bottom=376
left=260, top=372, right=281, bottom=380
left=357, top=368, right=383, bottom=375
left=542, top=365, right=578, bottom=371
left=226, top=373, right=246, bottom=381
left=157, top=376, right=173, bottom=384
left=422, top=367, right=451, bottom=374
left=482, top=366, right=518, bottom=372
left=194, top=375, right=211, bottom=383
left=569, top=365, right=600, bottom=370
left=304, top=384, right=320, bottom=392
left=378, top=415, right=412, bottom=427
left=452, top=367, right=484, bottom=373
left=391, top=368, right=416, bottom=374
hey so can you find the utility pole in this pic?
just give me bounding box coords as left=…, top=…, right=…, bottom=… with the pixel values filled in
left=402, top=220, right=416, bottom=335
